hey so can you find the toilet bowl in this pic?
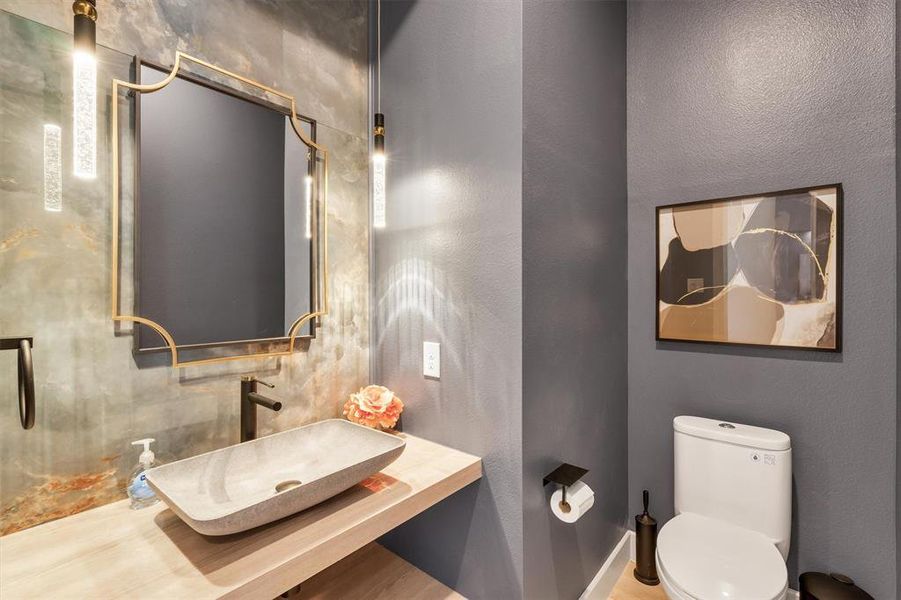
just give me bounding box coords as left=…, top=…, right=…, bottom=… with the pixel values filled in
left=656, top=512, right=788, bottom=600
left=660, top=416, right=793, bottom=600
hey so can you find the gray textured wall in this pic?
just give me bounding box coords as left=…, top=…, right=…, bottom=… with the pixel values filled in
left=522, top=1, right=628, bottom=599
left=0, top=1, right=370, bottom=535
left=372, top=1, right=523, bottom=598
left=896, top=1, right=900, bottom=598
left=627, top=1, right=897, bottom=596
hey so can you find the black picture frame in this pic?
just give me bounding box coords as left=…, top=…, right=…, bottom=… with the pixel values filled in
left=655, top=184, right=843, bottom=352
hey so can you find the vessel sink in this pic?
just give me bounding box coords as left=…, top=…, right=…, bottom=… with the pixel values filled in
left=144, top=419, right=405, bottom=535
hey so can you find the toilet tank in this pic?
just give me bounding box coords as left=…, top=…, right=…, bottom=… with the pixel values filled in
left=673, top=416, right=792, bottom=558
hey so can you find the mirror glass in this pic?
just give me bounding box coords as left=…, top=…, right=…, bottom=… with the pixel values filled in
left=134, top=61, right=317, bottom=353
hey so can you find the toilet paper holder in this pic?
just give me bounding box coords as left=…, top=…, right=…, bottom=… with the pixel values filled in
left=543, top=463, right=588, bottom=507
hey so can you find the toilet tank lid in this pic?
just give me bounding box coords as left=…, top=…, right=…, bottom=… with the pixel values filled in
left=674, top=416, right=791, bottom=451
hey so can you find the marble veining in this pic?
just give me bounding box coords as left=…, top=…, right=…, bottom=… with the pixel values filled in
left=1, top=0, right=368, bottom=139
left=0, top=5, right=369, bottom=535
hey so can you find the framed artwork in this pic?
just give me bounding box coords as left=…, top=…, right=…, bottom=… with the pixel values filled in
left=656, top=184, right=842, bottom=351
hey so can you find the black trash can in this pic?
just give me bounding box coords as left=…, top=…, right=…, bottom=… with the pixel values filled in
left=799, top=572, right=874, bottom=600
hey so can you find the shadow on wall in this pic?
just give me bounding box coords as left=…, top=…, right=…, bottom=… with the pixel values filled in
left=200, top=0, right=370, bottom=60
left=656, top=341, right=843, bottom=364
left=544, top=504, right=604, bottom=598
left=373, top=0, right=416, bottom=53
left=372, top=224, right=523, bottom=596
left=374, top=254, right=468, bottom=383
left=381, top=477, right=521, bottom=596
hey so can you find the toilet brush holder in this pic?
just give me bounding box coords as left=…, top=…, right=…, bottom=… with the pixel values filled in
left=634, top=489, right=659, bottom=585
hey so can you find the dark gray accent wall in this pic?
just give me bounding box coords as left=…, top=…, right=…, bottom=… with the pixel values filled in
left=372, top=1, right=524, bottom=598
left=522, top=2, right=628, bottom=599
left=627, top=1, right=897, bottom=597
left=896, top=1, right=900, bottom=597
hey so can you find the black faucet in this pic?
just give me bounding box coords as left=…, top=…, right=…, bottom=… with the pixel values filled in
left=240, top=376, right=283, bottom=442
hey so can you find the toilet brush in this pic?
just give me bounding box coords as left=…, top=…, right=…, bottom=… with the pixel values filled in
left=634, top=489, right=659, bottom=585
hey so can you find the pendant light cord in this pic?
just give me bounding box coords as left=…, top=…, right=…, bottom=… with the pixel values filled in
left=377, top=0, right=381, bottom=113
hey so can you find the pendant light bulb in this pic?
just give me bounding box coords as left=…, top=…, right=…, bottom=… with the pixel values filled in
left=72, top=0, right=97, bottom=179
left=304, top=174, right=313, bottom=240
left=372, top=0, right=387, bottom=229
left=43, top=124, right=63, bottom=212
left=372, top=112, right=386, bottom=229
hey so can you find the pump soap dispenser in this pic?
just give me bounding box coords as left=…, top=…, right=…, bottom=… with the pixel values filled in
left=127, top=438, right=159, bottom=510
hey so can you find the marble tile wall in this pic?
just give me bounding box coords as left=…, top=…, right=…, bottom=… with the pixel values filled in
left=0, top=2, right=370, bottom=535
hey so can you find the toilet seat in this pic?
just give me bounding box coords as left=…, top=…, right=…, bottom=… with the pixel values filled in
left=656, top=512, right=788, bottom=600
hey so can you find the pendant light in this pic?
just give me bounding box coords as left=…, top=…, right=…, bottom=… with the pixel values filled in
left=72, top=0, right=97, bottom=179
left=304, top=174, right=313, bottom=239
left=43, top=124, right=62, bottom=211
left=372, top=0, right=386, bottom=229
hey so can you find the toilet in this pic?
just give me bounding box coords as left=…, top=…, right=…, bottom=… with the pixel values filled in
left=656, top=416, right=792, bottom=600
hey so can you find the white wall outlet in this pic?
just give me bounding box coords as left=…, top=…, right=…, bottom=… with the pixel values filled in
left=423, top=341, right=440, bottom=379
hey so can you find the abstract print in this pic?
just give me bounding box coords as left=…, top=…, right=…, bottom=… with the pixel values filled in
left=656, top=185, right=841, bottom=350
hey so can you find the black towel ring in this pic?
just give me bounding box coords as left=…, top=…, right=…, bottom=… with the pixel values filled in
left=17, top=339, right=35, bottom=429
left=2, top=337, right=35, bottom=430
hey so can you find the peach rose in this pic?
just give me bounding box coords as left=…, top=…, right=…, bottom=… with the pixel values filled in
left=343, top=385, right=404, bottom=430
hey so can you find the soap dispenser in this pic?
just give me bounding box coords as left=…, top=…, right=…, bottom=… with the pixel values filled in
left=127, top=438, right=159, bottom=510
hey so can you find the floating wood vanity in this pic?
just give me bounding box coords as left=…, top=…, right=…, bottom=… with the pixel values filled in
left=0, top=434, right=481, bottom=599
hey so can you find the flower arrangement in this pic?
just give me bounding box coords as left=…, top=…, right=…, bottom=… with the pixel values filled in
left=343, top=385, right=404, bottom=430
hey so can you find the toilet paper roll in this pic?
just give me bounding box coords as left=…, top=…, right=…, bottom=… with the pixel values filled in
left=550, top=480, right=594, bottom=523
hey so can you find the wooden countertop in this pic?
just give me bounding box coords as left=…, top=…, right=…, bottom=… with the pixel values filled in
left=0, top=434, right=481, bottom=600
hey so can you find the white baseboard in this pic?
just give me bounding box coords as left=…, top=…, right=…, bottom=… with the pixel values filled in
left=580, top=531, right=633, bottom=600
left=583, top=529, right=801, bottom=599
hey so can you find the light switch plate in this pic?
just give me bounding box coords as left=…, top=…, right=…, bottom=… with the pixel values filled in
left=423, top=341, right=440, bottom=379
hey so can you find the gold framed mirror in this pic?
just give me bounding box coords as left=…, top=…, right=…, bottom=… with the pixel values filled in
left=111, top=52, right=329, bottom=368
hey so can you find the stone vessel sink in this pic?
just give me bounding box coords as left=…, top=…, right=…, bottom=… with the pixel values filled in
left=144, top=419, right=405, bottom=536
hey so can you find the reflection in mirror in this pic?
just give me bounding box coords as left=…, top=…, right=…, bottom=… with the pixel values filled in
left=134, top=60, right=317, bottom=353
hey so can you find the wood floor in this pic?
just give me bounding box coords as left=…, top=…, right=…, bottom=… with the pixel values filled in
left=609, top=562, right=668, bottom=600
